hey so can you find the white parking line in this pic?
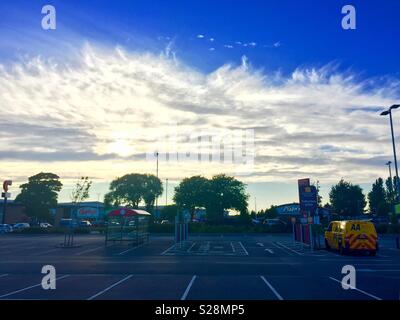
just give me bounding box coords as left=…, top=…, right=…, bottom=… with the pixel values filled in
left=271, top=242, right=293, bottom=256
left=358, top=269, right=400, bottom=272
left=187, top=242, right=196, bottom=253
left=265, top=249, right=274, bottom=254
left=238, top=242, right=249, bottom=256
left=318, top=259, right=392, bottom=262
left=31, top=248, right=60, bottom=256
left=230, top=242, right=236, bottom=253
left=257, top=243, right=264, bottom=247
left=275, top=242, right=303, bottom=256
left=0, top=275, right=70, bottom=299
left=75, top=246, right=104, bottom=256
left=87, top=275, right=133, bottom=300
left=161, top=243, right=178, bottom=255
left=0, top=274, right=8, bottom=278
left=181, top=275, right=197, bottom=300
left=260, top=276, right=283, bottom=300
left=328, top=277, right=382, bottom=300
left=116, top=244, right=145, bottom=255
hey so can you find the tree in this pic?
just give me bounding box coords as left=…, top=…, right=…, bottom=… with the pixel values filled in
left=368, top=178, right=390, bottom=216
left=203, top=174, right=249, bottom=223
left=329, top=179, right=366, bottom=216
left=160, top=204, right=179, bottom=222
left=142, top=174, right=163, bottom=213
left=385, top=176, right=397, bottom=206
left=71, top=176, right=92, bottom=204
left=265, top=205, right=278, bottom=218
left=104, top=173, right=162, bottom=212
left=70, top=176, right=92, bottom=218
left=173, top=176, right=208, bottom=220
left=15, top=172, right=63, bottom=223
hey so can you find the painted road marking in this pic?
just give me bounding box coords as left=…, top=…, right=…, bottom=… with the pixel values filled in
left=257, top=243, right=264, bottom=247
left=318, top=259, right=392, bottom=263
left=87, top=275, right=133, bottom=300
left=187, top=242, right=196, bottom=252
left=260, top=276, right=283, bottom=300
left=275, top=242, right=303, bottom=256
left=238, top=242, right=249, bottom=256
left=271, top=242, right=293, bottom=256
left=0, top=275, right=70, bottom=299
left=358, top=269, right=400, bottom=272
left=265, top=249, right=274, bottom=254
left=230, top=242, right=236, bottom=253
left=161, top=243, right=178, bottom=255
left=75, top=246, right=103, bottom=256
left=31, top=248, right=61, bottom=256
left=328, top=277, right=382, bottom=300
left=0, top=274, right=8, bottom=278
left=116, top=243, right=146, bottom=255
left=181, top=275, right=197, bottom=300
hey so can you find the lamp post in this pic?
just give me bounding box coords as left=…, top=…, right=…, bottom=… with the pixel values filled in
left=381, top=105, right=400, bottom=202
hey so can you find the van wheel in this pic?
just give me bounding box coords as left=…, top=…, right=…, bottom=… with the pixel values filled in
left=325, top=239, right=330, bottom=251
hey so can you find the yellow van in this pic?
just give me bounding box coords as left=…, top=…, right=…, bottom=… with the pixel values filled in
left=324, top=220, right=378, bottom=255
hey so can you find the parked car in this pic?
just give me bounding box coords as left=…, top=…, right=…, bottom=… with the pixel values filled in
left=79, top=220, right=92, bottom=227
left=262, top=219, right=287, bottom=232
left=263, top=219, right=287, bottom=227
left=12, top=223, right=30, bottom=231
left=0, top=224, right=13, bottom=233
left=59, top=219, right=78, bottom=228
left=40, top=223, right=53, bottom=228
left=160, top=220, right=170, bottom=225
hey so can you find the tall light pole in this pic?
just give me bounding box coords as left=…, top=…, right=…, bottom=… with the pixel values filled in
left=386, top=161, right=393, bottom=182
left=381, top=105, right=400, bottom=202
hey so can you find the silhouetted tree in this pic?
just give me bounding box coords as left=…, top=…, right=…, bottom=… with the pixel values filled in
left=15, top=172, right=63, bottom=223
left=368, top=178, right=390, bottom=216
left=329, top=179, right=366, bottom=216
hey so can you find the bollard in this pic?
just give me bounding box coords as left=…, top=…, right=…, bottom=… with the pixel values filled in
left=300, top=225, right=304, bottom=250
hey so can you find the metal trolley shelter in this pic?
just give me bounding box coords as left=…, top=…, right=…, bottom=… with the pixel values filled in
left=105, top=208, right=150, bottom=246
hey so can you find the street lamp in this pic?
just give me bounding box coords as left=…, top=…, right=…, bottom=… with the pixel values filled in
left=381, top=104, right=400, bottom=202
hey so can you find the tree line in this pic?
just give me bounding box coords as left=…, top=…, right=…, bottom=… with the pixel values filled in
left=10, top=172, right=398, bottom=224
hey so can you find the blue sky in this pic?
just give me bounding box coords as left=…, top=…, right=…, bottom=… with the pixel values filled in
left=0, top=1, right=399, bottom=209
left=1, top=0, right=400, bottom=76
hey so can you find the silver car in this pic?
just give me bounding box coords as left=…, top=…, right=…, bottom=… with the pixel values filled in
left=0, top=224, right=13, bottom=233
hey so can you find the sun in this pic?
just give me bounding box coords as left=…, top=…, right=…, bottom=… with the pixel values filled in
left=107, top=138, right=135, bottom=157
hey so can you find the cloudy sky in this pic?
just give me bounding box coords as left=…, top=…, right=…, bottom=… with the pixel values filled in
left=0, top=0, right=400, bottom=209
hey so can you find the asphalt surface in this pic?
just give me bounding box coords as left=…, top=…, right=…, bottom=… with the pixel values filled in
left=0, top=233, right=399, bottom=300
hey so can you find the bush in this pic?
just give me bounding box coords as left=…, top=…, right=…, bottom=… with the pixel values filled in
left=16, top=227, right=91, bottom=234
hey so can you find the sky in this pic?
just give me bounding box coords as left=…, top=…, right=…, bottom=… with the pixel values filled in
left=0, top=0, right=400, bottom=209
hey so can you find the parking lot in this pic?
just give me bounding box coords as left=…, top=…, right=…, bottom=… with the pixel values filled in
left=0, top=233, right=399, bottom=300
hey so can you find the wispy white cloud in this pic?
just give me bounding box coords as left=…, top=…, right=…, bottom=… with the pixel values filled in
left=0, top=44, right=399, bottom=189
